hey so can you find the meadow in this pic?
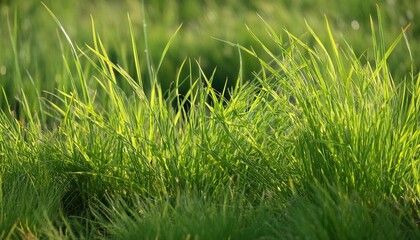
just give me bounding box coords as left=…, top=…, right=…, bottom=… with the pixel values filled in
left=0, top=0, right=419, bottom=239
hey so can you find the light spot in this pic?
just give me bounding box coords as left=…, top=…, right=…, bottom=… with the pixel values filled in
left=406, top=10, right=414, bottom=20
left=351, top=20, right=360, bottom=30
left=0, top=65, right=6, bottom=75
left=387, top=0, right=396, bottom=6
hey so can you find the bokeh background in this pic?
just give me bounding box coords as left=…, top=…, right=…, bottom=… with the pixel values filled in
left=0, top=0, right=418, bottom=112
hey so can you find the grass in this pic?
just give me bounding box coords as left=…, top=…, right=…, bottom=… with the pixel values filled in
left=0, top=1, right=419, bottom=239
left=1, top=0, right=419, bottom=111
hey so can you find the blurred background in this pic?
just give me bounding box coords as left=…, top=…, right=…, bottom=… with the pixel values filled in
left=0, top=0, right=418, bottom=113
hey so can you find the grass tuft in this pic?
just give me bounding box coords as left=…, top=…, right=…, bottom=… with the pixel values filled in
left=0, top=3, right=418, bottom=239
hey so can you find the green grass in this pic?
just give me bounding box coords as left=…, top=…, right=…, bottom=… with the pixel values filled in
left=1, top=0, right=419, bottom=112
left=0, top=1, right=419, bottom=239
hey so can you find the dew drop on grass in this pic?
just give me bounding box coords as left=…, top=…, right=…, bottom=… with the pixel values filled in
left=351, top=20, right=360, bottom=30
left=386, top=0, right=396, bottom=6
left=0, top=65, right=6, bottom=75
left=406, top=10, right=414, bottom=20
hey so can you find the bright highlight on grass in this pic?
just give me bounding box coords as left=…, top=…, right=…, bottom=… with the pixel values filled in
left=0, top=3, right=419, bottom=239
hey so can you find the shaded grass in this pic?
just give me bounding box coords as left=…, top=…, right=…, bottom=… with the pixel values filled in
left=276, top=184, right=420, bottom=240
left=95, top=192, right=273, bottom=240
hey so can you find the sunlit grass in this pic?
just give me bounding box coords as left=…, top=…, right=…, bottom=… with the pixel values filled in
left=0, top=2, right=419, bottom=239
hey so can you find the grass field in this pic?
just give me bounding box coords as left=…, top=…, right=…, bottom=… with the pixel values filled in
left=0, top=0, right=419, bottom=239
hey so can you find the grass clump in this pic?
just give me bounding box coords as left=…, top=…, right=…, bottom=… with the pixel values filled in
left=0, top=3, right=419, bottom=239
